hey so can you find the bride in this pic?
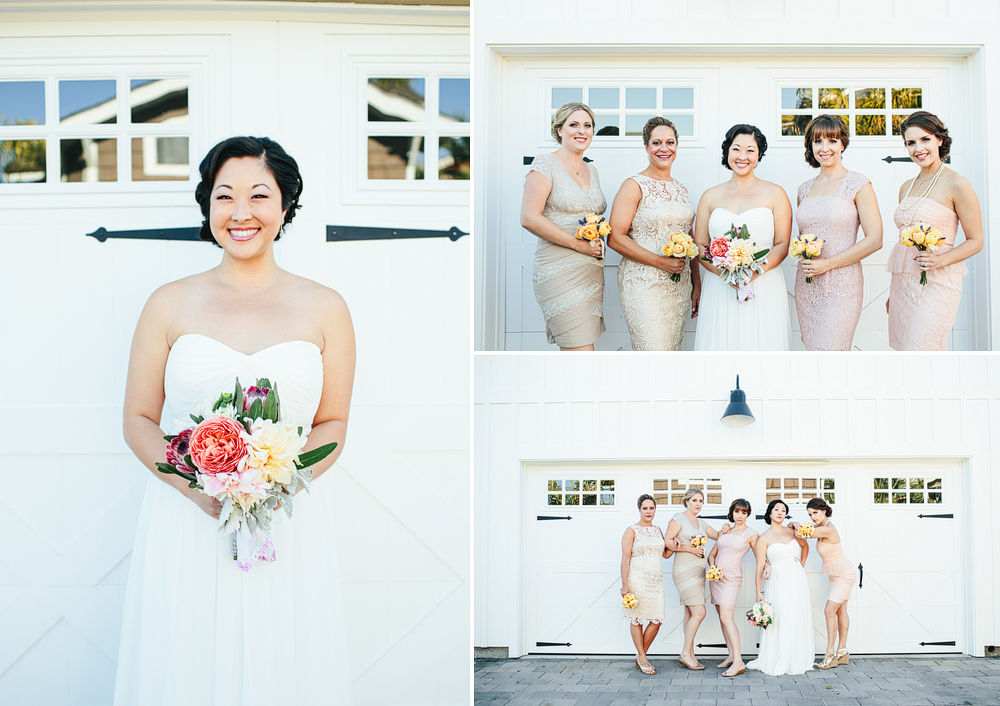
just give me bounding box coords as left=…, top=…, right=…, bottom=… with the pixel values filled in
left=747, top=500, right=814, bottom=676
left=693, top=124, right=793, bottom=350
left=115, top=136, right=355, bottom=704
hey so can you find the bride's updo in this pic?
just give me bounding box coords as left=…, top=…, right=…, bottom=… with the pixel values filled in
left=195, top=136, right=304, bottom=246
left=721, top=124, right=768, bottom=168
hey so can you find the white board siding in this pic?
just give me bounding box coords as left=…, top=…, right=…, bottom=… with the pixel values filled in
left=474, top=354, right=999, bottom=658
left=0, top=7, right=469, bottom=706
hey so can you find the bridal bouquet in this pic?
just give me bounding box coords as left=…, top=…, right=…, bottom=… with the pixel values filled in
left=661, top=231, right=699, bottom=282
left=157, top=378, right=338, bottom=571
left=747, top=600, right=774, bottom=629
left=796, top=521, right=816, bottom=538
left=702, top=223, right=771, bottom=303
left=621, top=593, right=638, bottom=609
left=706, top=565, right=724, bottom=581
left=899, top=222, right=946, bottom=285
left=789, top=233, right=824, bottom=283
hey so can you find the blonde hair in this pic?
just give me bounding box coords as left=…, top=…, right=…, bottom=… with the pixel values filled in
left=551, top=102, right=596, bottom=143
left=682, top=487, right=704, bottom=508
left=643, top=116, right=678, bottom=146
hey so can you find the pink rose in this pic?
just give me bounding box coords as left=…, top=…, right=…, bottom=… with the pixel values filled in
left=709, top=237, right=730, bottom=259
left=243, top=385, right=271, bottom=412
left=189, top=416, right=247, bottom=475
left=165, top=428, right=197, bottom=473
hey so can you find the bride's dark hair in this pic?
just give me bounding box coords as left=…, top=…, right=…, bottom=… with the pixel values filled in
left=195, top=136, right=304, bottom=246
left=721, top=124, right=768, bottom=169
left=763, top=498, right=789, bottom=525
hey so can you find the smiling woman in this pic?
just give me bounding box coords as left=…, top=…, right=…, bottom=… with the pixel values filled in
left=114, top=135, right=357, bottom=704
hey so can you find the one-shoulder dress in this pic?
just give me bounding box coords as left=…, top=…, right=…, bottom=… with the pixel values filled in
left=528, top=153, right=608, bottom=348
left=887, top=198, right=966, bottom=350
left=617, top=175, right=696, bottom=351
left=794, top=171, right=870, bottom=350
left=114, top=334, right=353, bottom=705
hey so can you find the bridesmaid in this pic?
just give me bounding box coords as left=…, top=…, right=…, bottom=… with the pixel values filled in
left=665, top=488, right=721, bottom=670
left=707, top=499, right=758, bottom=677
left=794, top=115, right=883, bottom=350
left=620, top=494, right=674, bottom=675
left=521, top=102, right=607, bottom=350
left=608, top=116, right=701, bottom=350
left=886, top=111, right=984, bottom=350
left=790, top=498, right=856, bottom=669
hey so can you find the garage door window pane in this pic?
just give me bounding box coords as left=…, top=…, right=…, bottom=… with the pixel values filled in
left=855, top=88, right=885, bottom=109
left=892, top=88, right=922, bottom=109
left=782, top=114, right=812, bottom=136
left=565, top=494, right=579, bottom=505
left=367, top=136, right=424, bottom=179
left=928, top=492, right=942, bottom=504
left=589, top=87, right=619, bottom=109
left=60, top=138, right=117, bottom=182
left=662, top=87, right=694, bottom=110
left=131, top=136, right=189, bottom=181
left=856, top=115, right=885, bottom=136
left=876, top=475, right=943, bottom=504
left=548, top=480, right=562, bottom=492
left=782, top=87, right=812, bottom=109
left=130, top=78, right=189, bottom=124
left=368, top=78, right=425, bottom=122
left=768, top=477, right=830, bottom=505
left=664, top=114, right=694, bottom=137
left=0, top=139, right=46, bottom=182
left=0, top=81, right=46, bottom=124
left=439, top=78, right=469, bottom=122
left=596, top=115, right=619, bottom=136
left=59, top=80, right=117, bottom=124
left=625, top=114, right=654, bottom=136
left=548, top=494, right=562, bottom=505
left=625, top=87, right=655, bottom=109
left=439, top=136, right=470, bottom=180
left=819, top=88, right=848, bottom=109
left=552, top=87, right=582, bottom=108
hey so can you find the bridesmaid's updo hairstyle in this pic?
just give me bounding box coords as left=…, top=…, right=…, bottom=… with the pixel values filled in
left=763, top=499, right=789, bottom=525
left=195, top=136, right=303, bottom=246
left=727, top=498, right=752, bottom=522
left=642, top=116, right=678, bottom=146
left=681, top=488, right=704, bottom=508
left=551, top=102, right=596, bottom=143
left=637, top=494, right=656, bottom=509
left=803, top=115, right=850, bottom=168
left=899, top=111, right=952, bottom=162
left=721, top=123, right=767, bottom=169
left=807, top=497, right=833, bottom=517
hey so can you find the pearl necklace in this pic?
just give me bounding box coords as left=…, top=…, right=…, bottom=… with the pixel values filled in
left=899, top=164, right=945, bottom=226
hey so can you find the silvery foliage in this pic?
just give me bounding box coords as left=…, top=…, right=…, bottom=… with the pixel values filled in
left=219, top=466, right=315, bottom=538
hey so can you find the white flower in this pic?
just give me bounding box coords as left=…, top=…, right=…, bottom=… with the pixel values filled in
left=240, top=418, right=308, bottom=485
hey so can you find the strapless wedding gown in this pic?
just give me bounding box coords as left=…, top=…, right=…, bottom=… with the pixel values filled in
left=114, top=334, right=353, bottom=705
left=746, top=539, right=814, bottom=676
left=694, top=207, right=792, bottom=351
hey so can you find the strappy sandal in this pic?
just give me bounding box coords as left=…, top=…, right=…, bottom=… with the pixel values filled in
left=836, top=649, right=850, bottom=665
left=816, top=653, right=838, bottom=669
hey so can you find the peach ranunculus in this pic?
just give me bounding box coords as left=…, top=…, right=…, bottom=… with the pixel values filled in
left=240, top=418, right=308, bottom=486
left=189, top=415, right=248, bottom=475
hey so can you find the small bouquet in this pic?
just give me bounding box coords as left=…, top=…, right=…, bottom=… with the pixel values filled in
left=702, top=223, right=770, bottom=303
left=691, top=534, right=707, bottom=548
left=789, top=233, right=824, bottom=283
left=157, top=378, right=338, bottom=571
left=706, top=565, right=724, bottom=581
left=660, top=231, right=699, bottom=282
left=796, top=521, right=815, bottom=538
left=747, top=600, right=774, bottom=629
left=621, top=593, right=638, bottom=609
left=899, top=222, right=946, bottom=285
left=575, top=213, right=611, bottom=255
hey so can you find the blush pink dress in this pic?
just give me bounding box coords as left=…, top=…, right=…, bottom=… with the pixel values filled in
left=816, top=534, right=856, bottom=604
left=709, top=526, right=757, bottom=607
left=794, top=171, right=869, bottom=350
left=887, top=198, right=966, bottom=351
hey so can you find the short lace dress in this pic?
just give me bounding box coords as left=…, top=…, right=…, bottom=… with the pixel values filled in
left=617, top=175, right=696, bottom=351
left=527, top=153, right=608, bottom=348
left=623, top=524, right=665, bottom=625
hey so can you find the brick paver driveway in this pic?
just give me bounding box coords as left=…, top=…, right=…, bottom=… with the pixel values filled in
left=475, top=656, right=1000, bottom=705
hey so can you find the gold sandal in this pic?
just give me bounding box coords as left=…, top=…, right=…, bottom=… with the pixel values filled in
left=816, top=653, right=839, bottom=669
left=836, top=649, right=850, bottom=665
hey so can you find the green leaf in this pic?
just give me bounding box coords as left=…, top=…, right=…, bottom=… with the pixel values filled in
left=155, top=462, right=200, bottom=485
left=189, top=414, right=204, bottom=424
left=164, top=434, right=178, bottom=442
left=258, top=377, right=272, bottom=389
left=184, top=454, right=196, bottom=469
left=233, top=379, right=244, bottom=414
left=296, top=441, right=338, bottom=469
left=262, top=390, right=279, bottom=422
left=273, top=382, right=281, bottom=421
left=248, top=398, right=264, bottom=420
left=753, top=248, right=771, bottom=259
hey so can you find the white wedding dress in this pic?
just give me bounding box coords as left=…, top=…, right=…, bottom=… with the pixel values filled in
left=694, top=207, right=792, bottom=350
left=746, top=538, right=815, bottom=676
left=114, top=334, right=353, bottom=705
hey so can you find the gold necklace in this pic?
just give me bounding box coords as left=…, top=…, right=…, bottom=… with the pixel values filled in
left=899, top=164, right=945, bottom=226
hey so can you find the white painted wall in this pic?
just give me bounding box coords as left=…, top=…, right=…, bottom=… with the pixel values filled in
left=0, top=5, right=470, bottom=705
left=474, top=354, right=999, bottom=658
left=474, top=0, right=998, bottom=351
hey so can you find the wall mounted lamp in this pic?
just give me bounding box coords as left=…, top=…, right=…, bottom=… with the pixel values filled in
left=721, top=375, right=755, bottom=426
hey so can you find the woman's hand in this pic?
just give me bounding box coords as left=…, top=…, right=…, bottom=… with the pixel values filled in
left=186, top=487, right=222, bottom=519
left=915, top=250, right=943, bottom=272
left=659, top=255, right=686, bottom=274
left=762, top=565, right=770, bottom=580
left=720, top=523, right=732, bottom=535
left=691, top=545, right=704, bottom=558
left=788, top=521, right=799, bottom=531
left=800, top=258, right=833, bottom=279
left=690, top=279, right=701, bottom=318
left=575, top=237, right=605, bottom=258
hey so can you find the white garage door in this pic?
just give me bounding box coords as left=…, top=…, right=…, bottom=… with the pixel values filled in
left=525, top=461, right=964, bottom=656
left=502, top=55, right=975, bottom=350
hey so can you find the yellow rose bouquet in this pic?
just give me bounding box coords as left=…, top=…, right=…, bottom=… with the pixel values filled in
left=660, top=231, right=699, bottom=283
left=796, top=521, right=815, bottom=539
left=691, top=534, right=707, bottom=548
left=621, top=593, right=638, bottom=609
left=899, top=222, right=946, bottom=285
left=706, top=565, right=724, bottom=582
left=575, top=212, right=611, bottom=244
left=789, top=233, right=824, bottom=283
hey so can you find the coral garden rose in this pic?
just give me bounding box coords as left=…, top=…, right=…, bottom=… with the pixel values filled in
left=189, top=415, right=248, bottom=475
left=165, top=428, right=196, bottom=473
left=709, top=237, right=730, bottom=259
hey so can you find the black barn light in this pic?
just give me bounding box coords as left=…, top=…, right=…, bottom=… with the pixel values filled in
left=721, top=375, right=755, bottom=426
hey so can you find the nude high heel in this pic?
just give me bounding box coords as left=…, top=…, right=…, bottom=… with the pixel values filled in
left=816, top=653, right=838, bottom=669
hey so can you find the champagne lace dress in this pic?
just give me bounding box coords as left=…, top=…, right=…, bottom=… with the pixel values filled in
left=528, top=153, right=608, bottom=348
left=709, top=526, right=757, bottom=608
left=617, top=176, right=695, bottom=351
left=623, top=525, right=666, bottom=625
left=794, top=171, right=870, bottom=350
left=671, top=513, right=709, bottom=606
left=887, top=198, right=966, bottom=350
